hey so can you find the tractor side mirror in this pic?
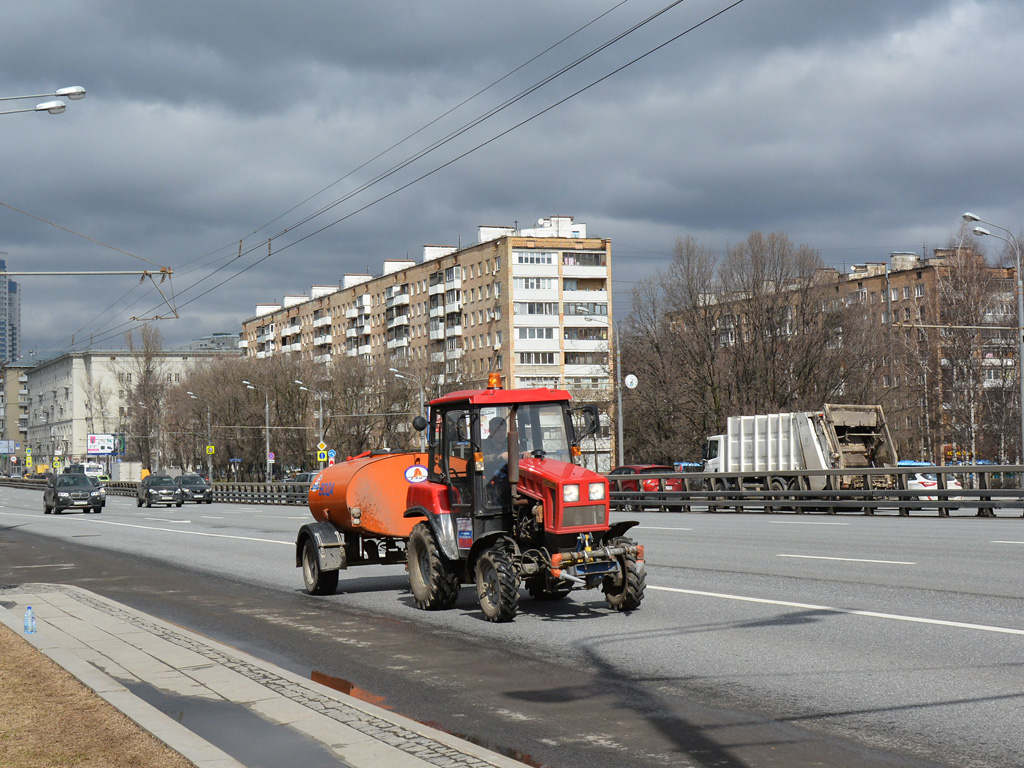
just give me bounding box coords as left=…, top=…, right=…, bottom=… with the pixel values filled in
left=412, top=415, right=428, bottom=432
left=572, top=404, right=601, bottom=441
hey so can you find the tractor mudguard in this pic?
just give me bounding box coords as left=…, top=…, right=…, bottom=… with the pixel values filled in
left=467, top=532, right=519, bottom=575
left=295, top=521, right=346, bottom=572
left=605, top=520, right=639, bottom=541
left=404, top=506, right=459, bottom=561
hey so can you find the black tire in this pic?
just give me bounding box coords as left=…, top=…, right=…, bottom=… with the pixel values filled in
left=526, top=576, right=571, bottom=601
left=146, top=497, right=153, bottom=508
left=603, top=537, right=646, bottom=612
left=176, top=501, right=183, bottom=507
left=407, top=522, right=460, bottom=610
left=301, top=537, right=339, bottom=596
left=136, top=497, right=143, bottom=508
left=44, top=504, right=52, bottom=514
left=475, top=546, right=519, bottom=622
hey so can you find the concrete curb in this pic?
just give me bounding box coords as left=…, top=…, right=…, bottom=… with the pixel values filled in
left=1, top=584, right=524, bottom=768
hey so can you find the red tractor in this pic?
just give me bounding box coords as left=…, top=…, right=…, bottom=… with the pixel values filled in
left=296, top=375, right=645, bottom=622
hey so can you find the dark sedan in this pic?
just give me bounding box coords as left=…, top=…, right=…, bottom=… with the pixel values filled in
left=175, top=474, right=213, bottom=504
left=43, top=474, right=105, bottom=514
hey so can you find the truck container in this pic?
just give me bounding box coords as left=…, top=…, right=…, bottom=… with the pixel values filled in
left=702, top=404, right=898, bottom=492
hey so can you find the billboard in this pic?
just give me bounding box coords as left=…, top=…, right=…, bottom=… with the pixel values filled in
left=87, top=434, right=117, bottom=455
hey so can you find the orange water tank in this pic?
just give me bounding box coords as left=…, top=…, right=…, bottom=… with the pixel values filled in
left=307, top=452, right=429, bottom=538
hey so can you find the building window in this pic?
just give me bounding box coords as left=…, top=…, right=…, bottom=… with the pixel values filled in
left=518, top=352, right=556, bottom=365
left=564, top=352, right=607, bottom=366
left=563, top=302, right=608, bottom=316
left=514, top=277, right=555, bottom=290
left=915, top=284, right=924, bottom=298
left=513, top=302, right=558, bottom=315
left=515, top=251, right=555, bottom=265
left=519, top=327, right=554, bottom=340
left=561, top=252, right=605, bottom=267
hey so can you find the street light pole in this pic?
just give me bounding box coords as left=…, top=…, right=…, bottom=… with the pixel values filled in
left=243, top=380, right=272, bottom=482
left=389, top=368, right=425, bottom=451
left=583, top=317, right=624, bottom=467
left=0, top=86, right=85, bottom=116
left=187, top=392, right=213, bottom=480
left=964, top=212, right=1024, bottom=466
left=295, top=380, right=326, bottom=469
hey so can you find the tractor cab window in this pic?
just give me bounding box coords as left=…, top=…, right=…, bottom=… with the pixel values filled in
left=479, top=402, right=572, bottom=473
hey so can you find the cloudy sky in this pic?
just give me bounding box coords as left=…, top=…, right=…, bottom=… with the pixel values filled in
left=3, top=0, right=1022, bottom=355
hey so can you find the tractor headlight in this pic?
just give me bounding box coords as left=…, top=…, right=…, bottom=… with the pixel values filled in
left=588, top=482, right=606, bottom=501
left=562, top=484, right=580, bottom=503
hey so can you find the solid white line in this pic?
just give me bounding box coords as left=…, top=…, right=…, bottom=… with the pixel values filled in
left=992, top=540, right=1024, bottom=545
left=145, top=518, right=191, bottom=524
left=648, top=585, right=1024, bottom=635
left=777, top=554, right=915, bottom=565
left=637, top=526, right=693, bottom=531
left=201, top=516, right=225, bottom=520
left=66, top=517, right=292, bottom=545
left=12, top=563, right=75, bottom=569
left=770, top=521, right=849, bottom=526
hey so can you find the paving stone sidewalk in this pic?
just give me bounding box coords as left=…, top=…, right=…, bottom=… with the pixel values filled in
left=0, top=584, right=524, bottom=768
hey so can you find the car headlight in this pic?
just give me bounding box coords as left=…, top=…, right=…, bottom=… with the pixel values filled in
left=563, top=484, right=580, bottom=503
left=588, top=482, right=606, bottom=501
left=57, top=492, right=70, bottom=498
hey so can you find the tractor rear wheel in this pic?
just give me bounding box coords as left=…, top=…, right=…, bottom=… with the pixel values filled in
left=603, top=537, right=646, bottom=612
left=301, top=537, right=339, bottom=596
left=476, top=546, right=519, bottom=622
left=407, top=522, right=460, bottom=610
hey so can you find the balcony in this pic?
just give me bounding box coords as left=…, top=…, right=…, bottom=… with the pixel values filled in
left=313, top=316, right=331, bottom=328
left=282, top=324, right=302, bottom=337
left=345, top=307, right=358, bottom=319
left=429, top=304, right=444, bottom=319
left=282, top=342, right=302, bottom=353
left=358, top=344, right=372, bottom=356
left=314, top=353, right=332, bottom=364
left=387, top=337, right=410, bottom=349
left=445, top=299, right=462, bottom=315
left=313, top=334, right=332, bottom=346
left=445, top=324, right=463, bottom=336
left=346, top=328, right=358, bottom=339
left=386, top=292, right=410, bottom=308
left=429, top=281, right=444, bottom=296
left=387, top=313, right=409, bottom=329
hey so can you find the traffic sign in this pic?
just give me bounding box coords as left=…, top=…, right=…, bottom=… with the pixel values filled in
left=317, top=450, right=328, bottom=462
left=206, top=445, right=215, bottom=455
left=328, top=457, right=335, bottom=466
left=317, top=441, right=327, bottom=451
left=268, top=451, right=275, bottom=460
left=327, top=449, right=337, bottom=459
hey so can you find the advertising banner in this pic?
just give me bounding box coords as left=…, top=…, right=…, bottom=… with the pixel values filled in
left=87, top=433, right=116, bottom=455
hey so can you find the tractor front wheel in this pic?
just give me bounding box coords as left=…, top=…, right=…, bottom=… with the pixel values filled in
left=408, top=523, right=460, bottom=610
left=475, top=546, right=519, bottom=622
left=603, top=537, right=646, bottom=612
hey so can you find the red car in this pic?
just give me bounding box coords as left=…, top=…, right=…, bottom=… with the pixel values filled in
left=608, top=465, right=683, bottom=510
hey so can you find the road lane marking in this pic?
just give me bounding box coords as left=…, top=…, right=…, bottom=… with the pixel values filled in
left=992, top=540, right=1024, bottom=544
left=64, top=516, right=292, bottom=545
left=11, top=563, right=75, bottom=569
left=648, top=585, right=1024, bottom=635
left=777, top=554, right=915, bottom=565
left=145, top=518, right=191, bottom=523
left=770, top=521, right=849, bottom=526
left=201, top=516, right=225, bottom=519
left=637, top=526, right=693, bottom=531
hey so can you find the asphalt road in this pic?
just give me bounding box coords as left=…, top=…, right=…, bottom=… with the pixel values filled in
left=1, top=486, right=1022, bottom=768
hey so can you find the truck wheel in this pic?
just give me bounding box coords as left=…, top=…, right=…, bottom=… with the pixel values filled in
left=526, top=576, right=571, bottom=601
left=301, top=538, right=339, bottom=596
left=603, top=537, right=646, bottom=612
left=407, top=522, right=459, bottom=610
left=475, top=547, right=519, bottom=622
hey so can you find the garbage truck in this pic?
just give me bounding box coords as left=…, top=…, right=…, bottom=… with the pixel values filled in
left=295, top=373, right=646, bottom=622
left=701, top=404, right=898, bottom=493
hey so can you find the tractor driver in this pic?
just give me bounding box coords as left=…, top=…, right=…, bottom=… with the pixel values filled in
left=483, top=414, right=524, bottom=506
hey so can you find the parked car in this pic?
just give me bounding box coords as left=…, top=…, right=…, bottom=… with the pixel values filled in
left=174, top=474, right=213, bottom=504
left=44, top=474, right=104, bottom=514
left=607, top=465, right=683, bottom=510
left=136, top=475, right=183, bottom=508
left=286, top=472, right=318, bottom=484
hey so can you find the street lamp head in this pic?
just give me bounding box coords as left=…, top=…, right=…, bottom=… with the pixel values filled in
left=298, top=386, right=309, bottom=393
left=962, top=211, right=981, bottom=223
left=972, top=226, right=992, bottom=237
left=35, top=100, right=66, bottom=114
left=55, top=86, right=86, bottom=100
left=388, top=367, right=400, bottom=374
left=242, top=380, right=252, bottom=386
left=293, top=379, right=304, bottom=386
left=245, top=384, right=256, bottom=392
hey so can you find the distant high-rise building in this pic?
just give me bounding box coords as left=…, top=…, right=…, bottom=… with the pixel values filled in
left=0, top=260, right=21, bottom=365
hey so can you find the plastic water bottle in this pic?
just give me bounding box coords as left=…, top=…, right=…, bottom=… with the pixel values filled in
left=24, top=606, right=36, bottom=634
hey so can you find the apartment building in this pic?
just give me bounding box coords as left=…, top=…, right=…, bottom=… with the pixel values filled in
left=240, top=215, right=617, bottom=468
left=0, top=259, right=21, bottom=365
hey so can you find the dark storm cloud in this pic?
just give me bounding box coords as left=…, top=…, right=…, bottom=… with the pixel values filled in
left=3, top=0, right=1023, bottom=352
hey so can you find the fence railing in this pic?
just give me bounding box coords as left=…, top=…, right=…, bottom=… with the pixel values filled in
left=2, top=477, right=311, bottom=507
left=606, top=465, right=1024, bottom=517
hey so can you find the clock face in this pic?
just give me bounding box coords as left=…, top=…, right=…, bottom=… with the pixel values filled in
left=624, top=374, right=638, bottom=390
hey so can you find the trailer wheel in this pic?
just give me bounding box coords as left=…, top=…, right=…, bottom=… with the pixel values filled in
left=301, top=538, right=339, bottom=596
left=603, top=537, right=646, bottom=612
left=476, top=546, right=519, bottom=622
left=407, top=522, right=459, bottom=610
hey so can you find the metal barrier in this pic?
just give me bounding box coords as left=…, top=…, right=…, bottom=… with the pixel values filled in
left=606, top=465, right=1024, bottom=517
left=0, top=478, right=311, bottom=506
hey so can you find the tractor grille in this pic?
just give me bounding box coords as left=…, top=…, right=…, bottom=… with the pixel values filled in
left=561, top=504, right=604, bottom=528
